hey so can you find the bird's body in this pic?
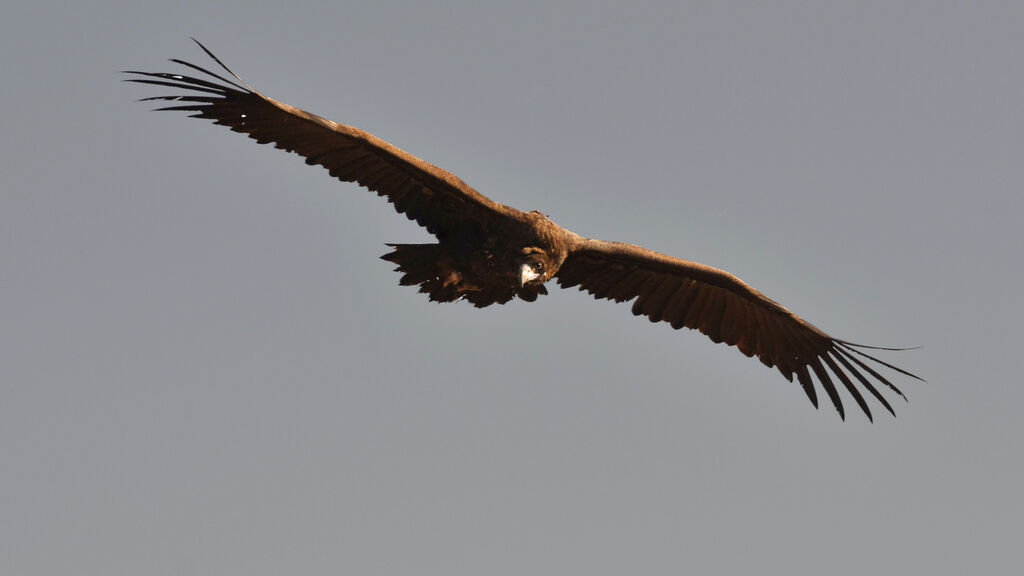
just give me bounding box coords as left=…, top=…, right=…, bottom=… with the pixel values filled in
left=383, top=209, right=571, bottom=307
left=126, top=40, right=921, bottom=420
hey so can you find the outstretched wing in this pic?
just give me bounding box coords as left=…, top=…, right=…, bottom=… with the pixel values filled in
left=557, top=238, right=922, bottom=420
left=124, top=40, right=514, bottom=237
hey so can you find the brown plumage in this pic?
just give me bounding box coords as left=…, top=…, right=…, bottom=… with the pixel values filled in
left=125, top=40, right=922, bottom=420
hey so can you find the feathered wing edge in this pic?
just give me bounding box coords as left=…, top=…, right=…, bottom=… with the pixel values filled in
left=124, top=39, right=254, bottom=111
left=557, top=240, right=923, bottom=421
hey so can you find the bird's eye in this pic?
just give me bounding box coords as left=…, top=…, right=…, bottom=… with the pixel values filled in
left=533, top=261, right=544, bottom=272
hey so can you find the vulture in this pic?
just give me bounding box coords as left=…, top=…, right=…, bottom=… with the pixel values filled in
left=125, top=40, right=921, bottom=420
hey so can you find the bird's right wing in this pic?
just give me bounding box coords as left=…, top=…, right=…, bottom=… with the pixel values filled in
left=124, top=40, right=514, bottom=237
left=557, top=238, right=922, bottom=420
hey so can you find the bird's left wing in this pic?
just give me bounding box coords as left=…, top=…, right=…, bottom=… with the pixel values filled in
left=556, top=238, right=922, bottom=420
left=124, top=40, right=514, bottom=237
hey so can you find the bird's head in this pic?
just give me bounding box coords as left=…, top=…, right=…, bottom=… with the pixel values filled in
left=518, top=247, right=555, bottom=287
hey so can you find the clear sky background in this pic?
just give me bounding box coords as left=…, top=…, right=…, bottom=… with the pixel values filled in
left=2, top=2, right=1021, bottom=575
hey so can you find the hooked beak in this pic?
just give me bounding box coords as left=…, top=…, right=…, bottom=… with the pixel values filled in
left=519, top=263, right=540, bottom=286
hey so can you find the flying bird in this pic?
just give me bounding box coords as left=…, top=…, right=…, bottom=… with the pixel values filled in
left=125, top=40, right=921, bottom=420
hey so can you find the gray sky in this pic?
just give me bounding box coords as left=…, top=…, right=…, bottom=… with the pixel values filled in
left=2, top=2, right=1021, bottom=574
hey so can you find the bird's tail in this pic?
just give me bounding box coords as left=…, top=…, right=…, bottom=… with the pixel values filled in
left=381, top=244, right=449, bottom=294
left=380, top=244, right=538, bottom=307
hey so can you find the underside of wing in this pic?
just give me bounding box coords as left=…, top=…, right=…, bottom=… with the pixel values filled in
left=124, top=39, right=513, bottom=238
left=557, top=238, right=922, bottom=420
